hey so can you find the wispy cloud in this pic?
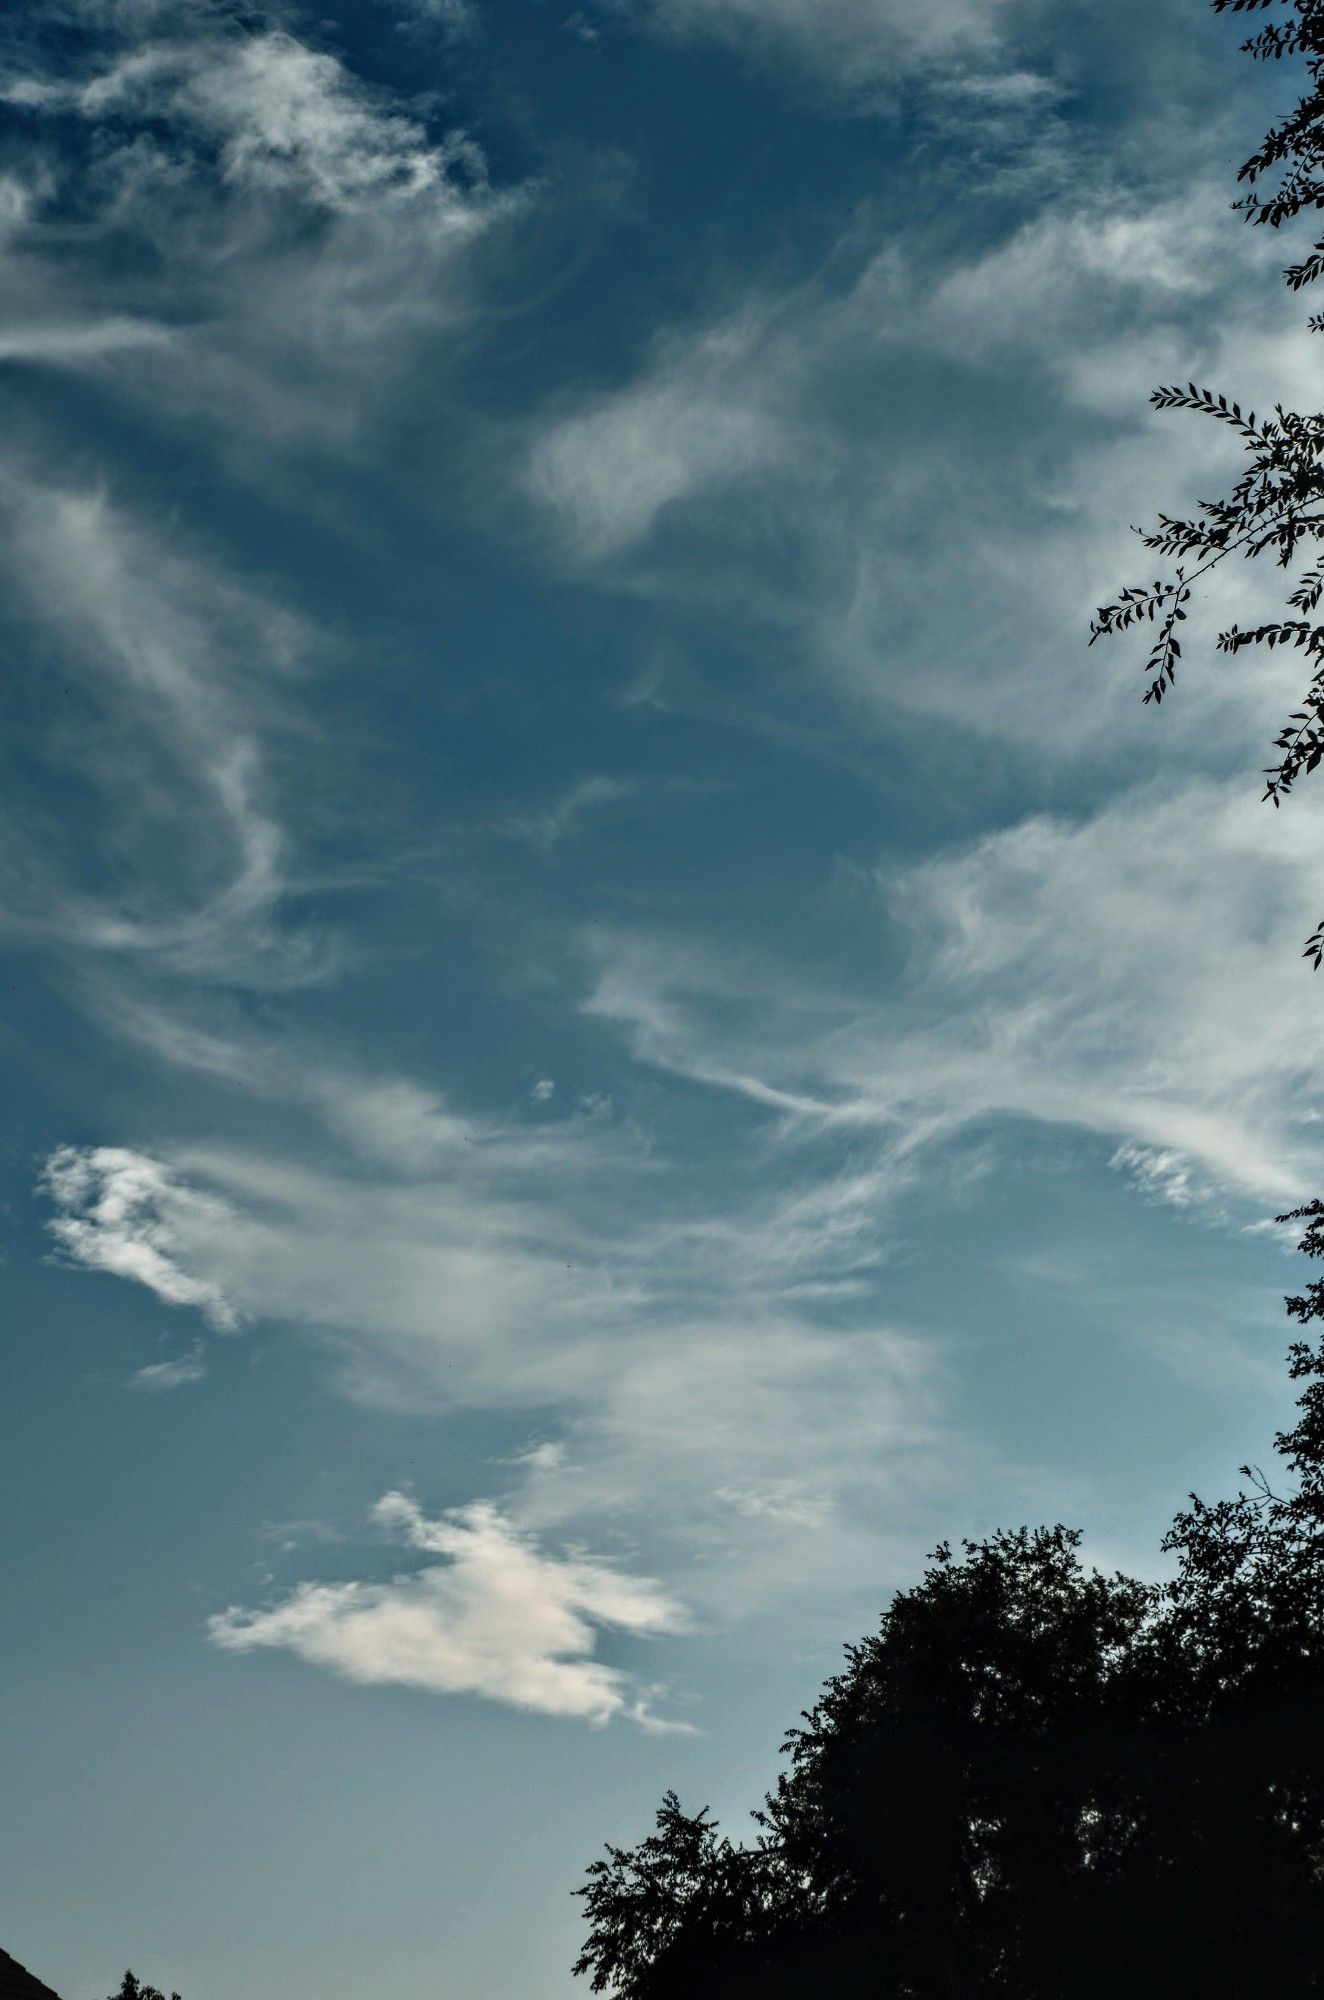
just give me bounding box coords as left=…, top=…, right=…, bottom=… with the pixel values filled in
left=5, top=27, right=463, bottom=209
left=589, top=0, right=1025, bottom=98
left=395, top=0, right=480, bottom=34
left=0, top=317, right=173, bottom=365
left=129, top=1344, right=208, bottom=1392
left=0, top=468, right=321, bottom=987
left=0, top=1, right=520, bottom=454
left=583, top=777, right=1324, bottom=1209
left=209, top=1489, right=689, bottom=1726
left=37, top=1055, right=924, bottom=1392
left=43, top=1146, right=240, bottom=1330
left=522, top=162, right=1301, bottom=773
left=525, top=307, right=792, bottom=559
left=500, top=776, right=635, bottom=850
left=38, top=991, right=954, bottom=1611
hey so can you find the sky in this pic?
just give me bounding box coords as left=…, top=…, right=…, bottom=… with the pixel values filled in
left=2, top=0, right=1323, bottom=1994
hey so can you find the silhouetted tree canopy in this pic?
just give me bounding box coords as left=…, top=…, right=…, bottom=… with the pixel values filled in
left=574, top=1206, right=1324, bottom=1996
left=1092, top=0, right=1324, bottom=960
left=107, top=1973, right=181, bottom=2000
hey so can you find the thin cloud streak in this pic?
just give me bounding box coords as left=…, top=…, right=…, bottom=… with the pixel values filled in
left=582, top=777, right=1324, bottom=1207
left=0, top=465, right=324, bottom=988
left=593, top=0, right=1027, bottom=96
left=129, top=1344, right=208, bottom=1392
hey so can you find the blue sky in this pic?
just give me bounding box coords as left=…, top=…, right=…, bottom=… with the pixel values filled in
left=2, top=0, right=1322, bottom=1993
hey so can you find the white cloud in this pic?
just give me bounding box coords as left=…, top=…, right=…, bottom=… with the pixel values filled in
left=1109, top=1143, right=1208, bottom=1213
left=507, top=1439, right=566, bottom=1471
left=521, top=168, right=1306, bottom=775
left=209, top=1490, right=689, bottom=1726
left=0, top=4, right=519, bottom=453
left=0, top=468, right=320, bottom=987
left=13, top=29, right=466, bottom=213
left=20, top=0, right=1306, bottom=1660
left=583, top=776, right=1324, bottom=1210
left=130, top=1344, right=207, bottom=1391
left=314, top=1077, right=477, bottom=1174
left=596, top=0, right=1019, bottom=94
left=396, top=0, right=479, bottom=32
left=37, top=992, right=956, bottom=1610
left=523, top=1315, right=947, bottom=1609
left=0, top=317, right=173, bottom=364
left=36, top=1085, right=923, bottom=1409
left=500, top=775, right=635, bottom=849
left=526, top=310, right=789, bottom=559
left=716, top=1481, right=832, bottom=1531
left=43, top=1146, right=240, bottom=1329
left=42, top=1135, right=585, bottom=1401
left=888, top=782, right=1324, bottom=1199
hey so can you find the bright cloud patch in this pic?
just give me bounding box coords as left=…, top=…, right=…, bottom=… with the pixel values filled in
left=0, top=2, right=517, bottom=452
left=129, top=1345, right=208, bottom=1393
left=43, top=1145, right=239, bottom=1330
left=7, top=27, right=472, bottom=213
left=209, top=1491, right=689, bottom=1726
left=525, top=311, right=787, bottom=559
left=1108, top=1143, right=1206, bottom=1211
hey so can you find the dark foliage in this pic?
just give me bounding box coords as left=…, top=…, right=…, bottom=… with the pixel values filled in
left=107, top=1975, right=181, bottom=2000
left=1091, top=0, right=1324, bottom=961
left=574, top=1211, right=1324, bottom=1996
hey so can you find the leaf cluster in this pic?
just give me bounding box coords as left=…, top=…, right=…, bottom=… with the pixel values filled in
left=1092, top=0, right=1324, bottom=960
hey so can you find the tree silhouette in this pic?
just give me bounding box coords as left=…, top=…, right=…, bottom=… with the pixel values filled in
left=574, top=1211, right=1324, bottom=1996
left=1092, top=0, right=1324, bottom=961
left=107, top=1973, right=181, bottom=2000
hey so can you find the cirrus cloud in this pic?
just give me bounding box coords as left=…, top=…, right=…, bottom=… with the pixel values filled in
left=588, top=0, right=1026, bottom=97
left=0, top=0, right=521, bottom=454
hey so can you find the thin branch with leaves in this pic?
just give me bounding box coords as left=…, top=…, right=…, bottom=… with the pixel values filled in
left=1092, top=0, right=1324, bottom=964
